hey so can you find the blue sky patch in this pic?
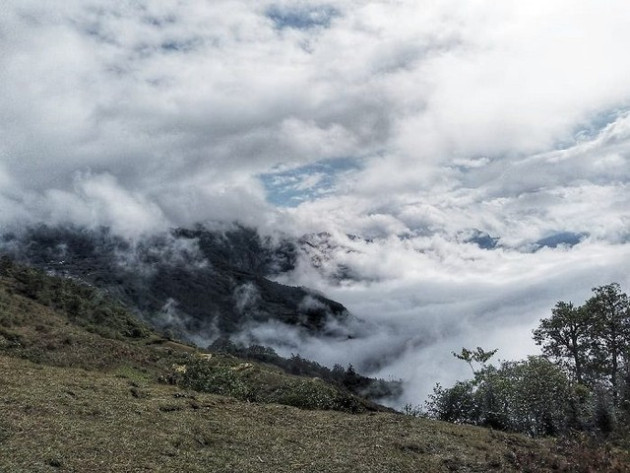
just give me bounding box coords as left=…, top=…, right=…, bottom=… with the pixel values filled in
left=573, top=108, right=627, bottom=142
left=465, top=230, right=500, bottom=250
left=160, top=38, right=201, bottom=53
left=535, top=231, right=587, bottom=249
left=552, top=107, right=629, bottom=150
left=266, top=4, right=338, bottom=30
left=260, top=157, right=360, bottom=207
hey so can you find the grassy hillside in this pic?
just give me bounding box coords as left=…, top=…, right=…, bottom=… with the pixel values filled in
left=0, top=257, right=379, bottom=413
left=0, top=258, right=629, bottom=472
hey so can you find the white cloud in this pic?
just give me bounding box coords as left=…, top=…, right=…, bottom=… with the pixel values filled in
left=266, top=233, right=630, bottom=406
left=2, top=0, right=630, bottom=405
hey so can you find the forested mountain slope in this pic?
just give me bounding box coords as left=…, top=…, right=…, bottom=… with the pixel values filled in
left=0, top=225, right=349, bottom=338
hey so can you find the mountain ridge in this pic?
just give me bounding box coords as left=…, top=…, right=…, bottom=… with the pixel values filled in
left=0, top=224, right=352, bottom=341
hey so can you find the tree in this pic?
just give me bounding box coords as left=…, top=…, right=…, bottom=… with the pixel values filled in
left=533, top=301, right=592, bottom=384
left=426, top=381, right=478, bottom=425
left=426, top=356, right=577, bottom=436
left=452, top=346, right=498, bottom=375
left=585, top=283, right=630, bottom=404
left=428, top=284, right=630, bottom=437
left=506, top=356, right=576, bottom=436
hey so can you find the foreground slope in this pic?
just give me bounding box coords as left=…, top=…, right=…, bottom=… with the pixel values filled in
left=4, top=355, right=629, bottom=473
left=0, top=259, right=628, bottom=472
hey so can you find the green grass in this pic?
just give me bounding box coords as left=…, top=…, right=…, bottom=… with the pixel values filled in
left=2, top=355, right=628, bottom=472
left=113, top=364, right=154, bottom=385
left=0, top=258, right=629, bottom=472
left=0, top=263, right=381, bottom=414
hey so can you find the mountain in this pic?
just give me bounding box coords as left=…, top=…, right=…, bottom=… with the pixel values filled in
left=297, top=231, right=361, bottom=282
left=0, top=224, right=404, bottom=402
left=0, top=224, right=351, bottom=342
left=1, top=258, right=626, bottom=472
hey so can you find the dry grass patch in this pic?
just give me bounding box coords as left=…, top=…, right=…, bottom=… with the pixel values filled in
left=2, top=356, right=629, bottom=472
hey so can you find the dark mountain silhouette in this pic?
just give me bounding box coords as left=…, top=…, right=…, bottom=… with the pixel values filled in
left=0, top=224, right=350, bottom=342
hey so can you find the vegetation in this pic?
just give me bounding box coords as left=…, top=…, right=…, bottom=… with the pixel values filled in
left=169, top=353, right=376, bottom=413
left=2, top=224, right=347, bottom=335
left=0, top=256, right=381, bottom=414
left=426, top=355, right=580, bottom=436
left=426, top=283, right=630, bottom=443
left=208, top=337, right=403, bottom=401
left=4, top=354, right=630, bottom=472
left=1, top=256, right=629, bottom=471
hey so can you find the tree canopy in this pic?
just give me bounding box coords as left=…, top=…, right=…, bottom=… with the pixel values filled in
left=426, top=283, right=630, bottom=438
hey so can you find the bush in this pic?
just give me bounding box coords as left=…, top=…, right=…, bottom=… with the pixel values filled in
left=177, top=357, right=251, bottom=399
left=276, top=379, right=340, bottom=410
left=170, top=354, right=365, bottom=412
left=207, top=339, right=402, bottom=402
left=426, top=357, right=580, bottom=436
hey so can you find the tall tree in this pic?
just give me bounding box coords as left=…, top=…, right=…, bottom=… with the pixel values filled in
left=585, top=283, right=630, bottom=404
left=533, top=301, right=592, bottom=384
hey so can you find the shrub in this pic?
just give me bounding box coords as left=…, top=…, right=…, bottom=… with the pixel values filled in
left=177, top=357, right=251, bottom=399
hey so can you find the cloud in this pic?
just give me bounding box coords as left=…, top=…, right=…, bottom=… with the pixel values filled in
left=1, top=0, right=630, bottom=405
left=264, top=232, right=630, bottom=406
left=266, top=3, right=339, bottom=31
left=3, top=1, right=630, bottom=230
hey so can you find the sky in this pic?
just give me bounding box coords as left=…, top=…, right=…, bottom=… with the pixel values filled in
left=1, top=0, right=630, bottom=404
